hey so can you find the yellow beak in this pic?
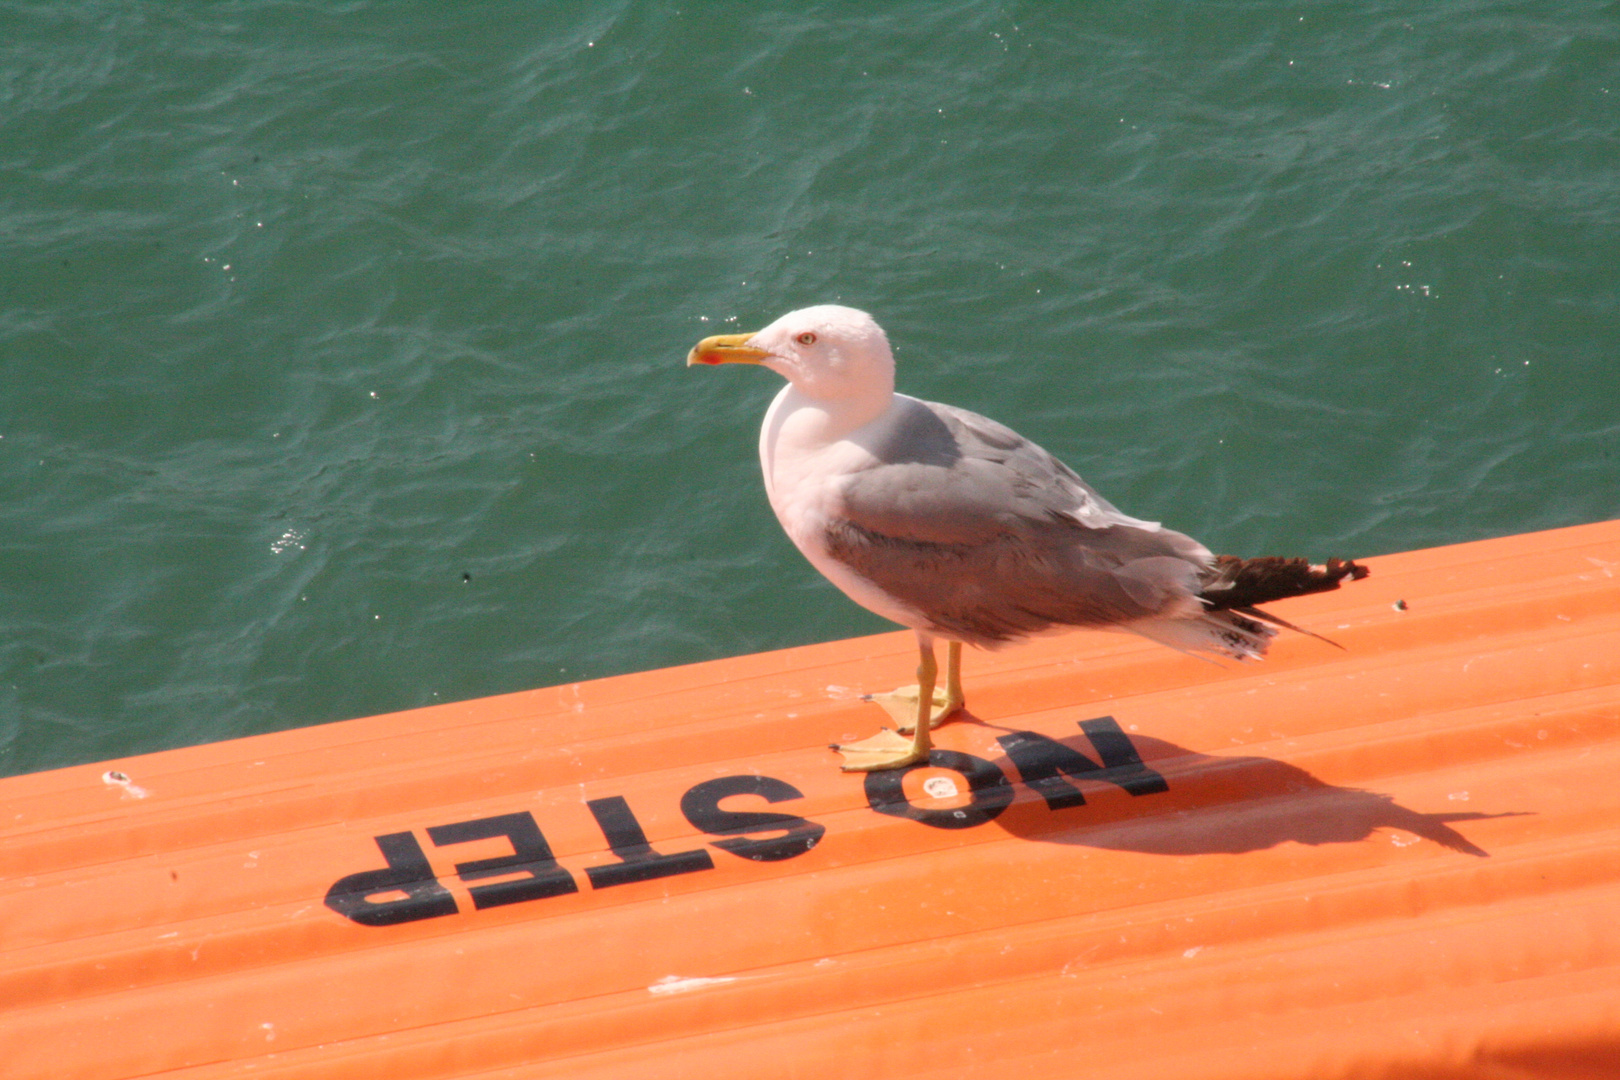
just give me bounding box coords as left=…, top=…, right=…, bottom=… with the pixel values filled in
left=686, top=332, right=770, bottom=367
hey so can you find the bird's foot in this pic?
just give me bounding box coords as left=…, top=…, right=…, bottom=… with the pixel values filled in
left=832, top=729, right=929, bottom=772
left=863, top=685, right=963, bottom=733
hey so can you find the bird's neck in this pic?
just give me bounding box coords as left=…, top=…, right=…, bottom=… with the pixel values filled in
left=759, top=383, right=893, bottom=507
left=765, top=383, right=892, bottom=449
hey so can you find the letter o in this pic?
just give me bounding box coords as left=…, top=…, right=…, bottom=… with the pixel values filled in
left=863, top=749, right=1014, bottom=830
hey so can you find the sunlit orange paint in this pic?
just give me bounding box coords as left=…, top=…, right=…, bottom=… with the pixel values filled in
left=3, top=520, right=1619, bottom=1078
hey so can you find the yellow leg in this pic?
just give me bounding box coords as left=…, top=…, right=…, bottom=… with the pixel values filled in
left=866, top=639, right=966, bottom=732
left=834, top=636, right=939, bottom=772
left=942, top=639, right=965, bottom=719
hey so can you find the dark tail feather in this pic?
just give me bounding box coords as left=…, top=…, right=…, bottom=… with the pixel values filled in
left=1232, top=603, right=1345, bottom=649
left=1200, top=556, right=1369, bottom=645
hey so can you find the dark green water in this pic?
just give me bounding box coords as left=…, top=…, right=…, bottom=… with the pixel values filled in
left=2, top=2, right=1616, bottom=777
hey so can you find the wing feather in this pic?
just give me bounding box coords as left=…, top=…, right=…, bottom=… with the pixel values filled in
left=824, top=396, right=1214, bottom=646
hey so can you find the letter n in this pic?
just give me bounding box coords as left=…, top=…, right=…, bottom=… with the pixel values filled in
left=997, top=716, right=1169, bottom=810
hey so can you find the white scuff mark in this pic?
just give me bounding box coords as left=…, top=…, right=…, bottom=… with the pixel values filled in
left=1391, top=833, right=1420, bottom=847
left=649, top=974, right=741, bottom=996
left=922, top=776, right=960, bottom=799
left=260, top=1022, right=276, bottom=1042
left=1183, top=946, right=1204, bottom=959
left=1448, top=791, right=1470, bottom=802
left=824, top=685, right=862, bottom=700
left=1061, top=946, right=1103, bottom=976
left=102, top=770, right=149, bottom=799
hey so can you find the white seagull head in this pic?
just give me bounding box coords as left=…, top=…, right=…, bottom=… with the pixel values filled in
left=688, top=304, right=895, bottom=404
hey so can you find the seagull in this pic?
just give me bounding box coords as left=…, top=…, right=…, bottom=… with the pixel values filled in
left=688, top=305, right=1367, bottom=771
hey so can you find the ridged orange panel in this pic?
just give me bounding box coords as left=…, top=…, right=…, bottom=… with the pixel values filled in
left=3, top=520, right=1619, bottom=1079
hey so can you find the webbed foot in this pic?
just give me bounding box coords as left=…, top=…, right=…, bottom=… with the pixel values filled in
left=863, top=684, right=963, bottom=732
left=832, top=729, right=930, bottom=772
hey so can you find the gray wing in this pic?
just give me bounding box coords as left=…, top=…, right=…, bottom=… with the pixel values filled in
left=828, top=396, right=1214, bottom=645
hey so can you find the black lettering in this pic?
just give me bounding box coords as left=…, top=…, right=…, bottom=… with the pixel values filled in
left=997, top=716, right=1169, bottom=810
left=863, top=749, right=1014, bottom=830
left=426, top=812, right=578, bottom=909
left=680, top=775, right=825, bottom=861
left=584, top=795, right=716, bottom=888
left=324, top=832, right=458, bottom=926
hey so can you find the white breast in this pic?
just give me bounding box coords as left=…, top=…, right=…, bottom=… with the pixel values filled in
left=757, top=385, right=929, bottom=631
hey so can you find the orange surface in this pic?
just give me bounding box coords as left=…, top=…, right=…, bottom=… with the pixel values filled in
left=4, top=520, right=1620, bottom=1079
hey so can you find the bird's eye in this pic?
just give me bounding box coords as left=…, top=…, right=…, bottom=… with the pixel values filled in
left=796, top=332, right=817, bottom=345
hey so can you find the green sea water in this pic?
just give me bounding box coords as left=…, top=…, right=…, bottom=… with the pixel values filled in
left=1, top=1, right=1616, bottom=777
